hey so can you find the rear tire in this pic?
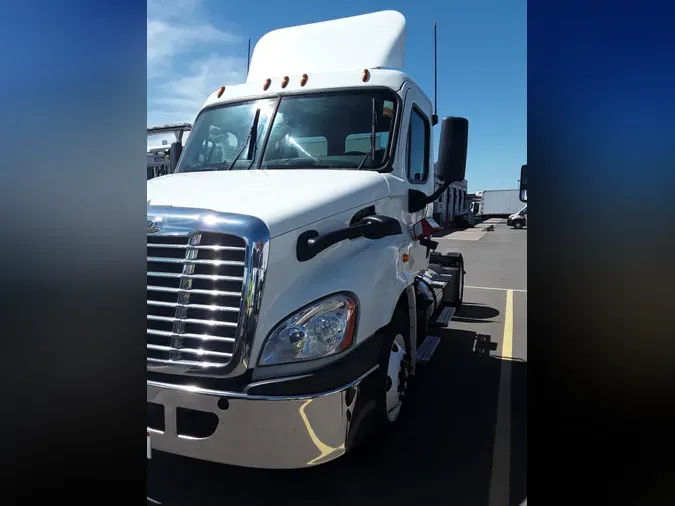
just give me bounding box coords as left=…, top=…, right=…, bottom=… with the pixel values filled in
left=514, top=221, right=524, bottom=229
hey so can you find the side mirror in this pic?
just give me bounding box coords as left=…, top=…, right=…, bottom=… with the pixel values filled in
left=436, top=117, right=468, bottom=184
left=519, top=164, right=527, bottom=202
left=169, top=141, right=183, bottom=173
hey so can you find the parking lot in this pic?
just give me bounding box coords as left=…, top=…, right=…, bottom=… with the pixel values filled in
left=148, top=219, right=527, bottom=506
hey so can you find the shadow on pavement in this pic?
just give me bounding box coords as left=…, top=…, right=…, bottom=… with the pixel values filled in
left=148, top=326, right=527, bottom=506
left=453, top=302, right=501, bottom=323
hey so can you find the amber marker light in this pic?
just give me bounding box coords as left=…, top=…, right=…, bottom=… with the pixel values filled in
left=362, top=69, right=370, bottom=82
left=281, top=76, right=290, bottom=88
left=300, top=74, right=309, bottom=86
left=217, top=86, right=225, bottom=98
left=263, top=78, right=271, bottom=91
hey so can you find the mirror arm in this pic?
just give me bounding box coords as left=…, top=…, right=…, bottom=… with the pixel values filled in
left=408, top=180, right=451, bottom=213
left=427, top=179, right=451, bottom=202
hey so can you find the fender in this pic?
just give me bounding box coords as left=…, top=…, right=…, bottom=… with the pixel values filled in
left=405, top=283, right=418, bottom=375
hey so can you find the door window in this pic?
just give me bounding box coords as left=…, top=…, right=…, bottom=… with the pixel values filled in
left=407, top=107, right=430, bottom=183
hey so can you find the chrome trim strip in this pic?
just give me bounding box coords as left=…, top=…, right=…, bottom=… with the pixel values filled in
left=147, top=206, right=270, bottom=378
left=147, top=364, right=379, bottom=401
left=243, top=373, right=314, bottom=393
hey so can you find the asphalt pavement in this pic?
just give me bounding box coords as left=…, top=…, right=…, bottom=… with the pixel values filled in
left=148, top=219, right=527, bottom=506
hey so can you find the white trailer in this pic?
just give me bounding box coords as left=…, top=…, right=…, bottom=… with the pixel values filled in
left=146, top=11, right=471, bottom=469
left=480, top=189, right=522, bottom=217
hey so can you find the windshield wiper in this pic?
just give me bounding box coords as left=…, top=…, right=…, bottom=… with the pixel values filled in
left=357, top=98, right=377, bottom=170
left=221, top=107, right=261, bottom=171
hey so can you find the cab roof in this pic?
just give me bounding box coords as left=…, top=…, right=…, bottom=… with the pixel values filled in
left=246, top=10, right=406, bottom=82
left=198, top=11, right=432, bottom=115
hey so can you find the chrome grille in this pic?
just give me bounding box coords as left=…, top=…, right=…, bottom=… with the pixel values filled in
left=147, top=232, right=247, bottom=368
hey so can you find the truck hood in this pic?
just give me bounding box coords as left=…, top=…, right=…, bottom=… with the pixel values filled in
left=147, top=170, right=392, bottom=237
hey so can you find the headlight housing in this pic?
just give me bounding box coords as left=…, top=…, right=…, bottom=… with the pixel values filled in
left=259, top=293, right=358, bottom=366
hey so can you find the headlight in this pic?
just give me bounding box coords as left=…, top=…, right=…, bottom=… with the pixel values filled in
left=259, top=293, right=358, bottom=366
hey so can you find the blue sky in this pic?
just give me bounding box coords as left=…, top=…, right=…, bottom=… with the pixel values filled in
left=147, top=0, right=526, bottom=192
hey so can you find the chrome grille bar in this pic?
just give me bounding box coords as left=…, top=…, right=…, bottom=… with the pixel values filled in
left=147, top=344, right=233, bottom=359
left=148, top=357, right=227, bottom=367
left=147, top=300, right=241, bottom=312
left=147, top=328, right=235, bottom=343
left=147, top=285, right=241, bottom=297
left=147, top=271, right=245, bottom=282
left=149, top=244, right=246, bottom=251
left=147, top=314, right=239, bottom=327
left=147, top=256, right=245, bottom=266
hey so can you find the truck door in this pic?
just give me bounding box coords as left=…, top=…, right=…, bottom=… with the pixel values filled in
left=400, top=86, right=436, bottom=269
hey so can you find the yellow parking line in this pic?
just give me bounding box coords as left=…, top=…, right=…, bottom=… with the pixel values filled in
left=466, top=285, right=527, bottom=293
left=502, top=289, right=514, bottom=358
left=488, top=289, right=515, bottom=505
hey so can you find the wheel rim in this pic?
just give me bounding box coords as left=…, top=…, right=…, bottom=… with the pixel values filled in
left=385, top=334, right=407, bottom=422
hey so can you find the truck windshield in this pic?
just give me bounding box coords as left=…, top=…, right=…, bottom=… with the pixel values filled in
left=175, top=90, right=398, bottom=173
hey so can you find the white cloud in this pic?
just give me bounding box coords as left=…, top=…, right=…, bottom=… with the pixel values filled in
left=148, top=56, right=246, bottom=125
left=147, top=0, right=201, bottom=20
left=147, top=20, right=239, bottom=78
left=147, top=0, right=244, bottom=126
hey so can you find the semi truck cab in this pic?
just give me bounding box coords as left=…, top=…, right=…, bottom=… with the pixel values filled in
left=146, top=10, right=470, bottom=469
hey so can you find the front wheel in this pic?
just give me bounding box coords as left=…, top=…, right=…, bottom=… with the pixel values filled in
left=384, top=333, right=408, bottom=422
left=375, top=315, right=411, bottom=427
left=514, top=221, right=524, bottom=229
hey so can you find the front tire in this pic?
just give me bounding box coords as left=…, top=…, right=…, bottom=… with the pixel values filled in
left=384, top=333, right=408, bottom=423
left=375, top=314, right=411, bottom=427
left=514, top=220, right=524, bottom=229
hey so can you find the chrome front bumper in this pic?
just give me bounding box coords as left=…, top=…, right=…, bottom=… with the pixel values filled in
left=147, top=365, right=378, bottom=469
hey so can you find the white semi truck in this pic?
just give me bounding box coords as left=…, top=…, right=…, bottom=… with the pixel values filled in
left=146, top=11, right=470, bottom=469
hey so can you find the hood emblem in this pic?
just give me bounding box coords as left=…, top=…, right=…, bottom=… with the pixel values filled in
left=147, top=218, right=162, bottom=234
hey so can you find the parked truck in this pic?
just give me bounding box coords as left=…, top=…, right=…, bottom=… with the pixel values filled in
left=147, top=123, right=191, bottom=180
left=479, top=188, right=523, bottom=218
left=507, top=164, right=528, bottom=228
left=146, top=11, right=470, bottom=469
